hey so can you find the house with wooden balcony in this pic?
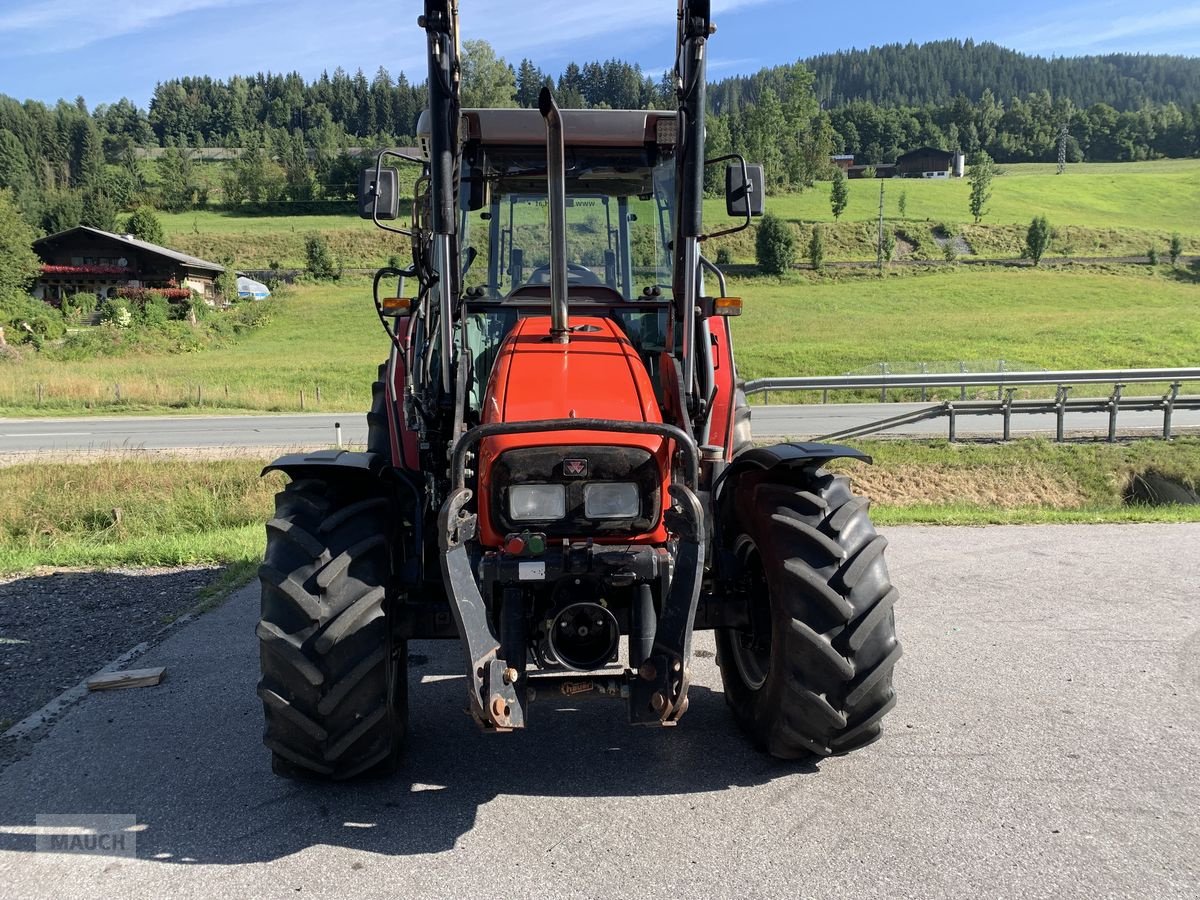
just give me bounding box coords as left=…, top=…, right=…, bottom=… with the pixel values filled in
left=32, top=226, right=225, bottom=306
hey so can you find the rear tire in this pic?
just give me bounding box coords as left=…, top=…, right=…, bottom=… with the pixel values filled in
left=258, top=477, right=406, bottom=780
left=716, top=468, right=900, bottom=758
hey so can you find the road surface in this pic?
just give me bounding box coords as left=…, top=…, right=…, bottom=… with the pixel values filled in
left=2, top=401, right=1196, bottom=454
left=1, top=524, right=1197, bottom=899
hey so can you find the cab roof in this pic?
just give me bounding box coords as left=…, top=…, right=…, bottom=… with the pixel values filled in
left=418, top=108, right=676, bottom=154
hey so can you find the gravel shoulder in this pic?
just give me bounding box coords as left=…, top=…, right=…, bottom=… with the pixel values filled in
left=0, top=567, right=223, bottom=734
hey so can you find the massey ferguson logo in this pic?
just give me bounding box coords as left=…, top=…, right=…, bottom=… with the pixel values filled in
left=563, top=459, right=588, bottom=478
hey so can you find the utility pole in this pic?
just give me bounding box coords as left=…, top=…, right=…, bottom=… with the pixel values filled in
left=876, top=180, right=886, bottom=274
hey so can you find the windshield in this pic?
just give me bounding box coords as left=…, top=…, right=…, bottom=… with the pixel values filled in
left=460, top=146, right=675, bottom=300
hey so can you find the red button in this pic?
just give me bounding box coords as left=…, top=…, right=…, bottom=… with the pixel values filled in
left=504, top=536, right=526, bottom=556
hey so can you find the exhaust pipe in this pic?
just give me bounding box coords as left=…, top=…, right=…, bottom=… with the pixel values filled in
left=538, top=87, right=570, bottom=344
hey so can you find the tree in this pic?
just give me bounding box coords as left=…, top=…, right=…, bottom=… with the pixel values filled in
left=461, top=40, right=517, bottom=108
left=125, top=206, right=165, bottom=245
left=81, top=185, right=118, bottom=231
left=808, top=225, right=825, bottom=271
left=216, top=258, right=239, bottom=301
left=755, top=213, right=794, bottom=275
left=157, top=146, right=197, bottom=212
left=968, top=150, right=995, bottom=224
left=1025, top=215, right=1052, bottom=265
left=897, top=190, right=908, bottom=217
left=0, top=189, right=42, bottom=302
left=1169, top=233, right=1184, bottom=266
left=830, top=169, right=848, bottom=220
left=305, top=233, right=340, bottom=280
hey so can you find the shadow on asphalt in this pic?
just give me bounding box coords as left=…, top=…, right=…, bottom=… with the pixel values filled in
left=0, top=636, right=819, bottom=862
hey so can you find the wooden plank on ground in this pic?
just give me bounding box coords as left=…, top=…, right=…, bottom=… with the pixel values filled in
left=86, top=667, right=166, bottom=692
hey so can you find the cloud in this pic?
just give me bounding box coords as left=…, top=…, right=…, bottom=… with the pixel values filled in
left=0, top=0, right=260, bottom=53
left=1002, top=2, right=1200, bottom=53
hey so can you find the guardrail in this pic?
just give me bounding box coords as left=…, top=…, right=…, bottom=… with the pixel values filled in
left=744, top=367, right=1200, bottom=442
left=744, top=367, right=1200, bottom=395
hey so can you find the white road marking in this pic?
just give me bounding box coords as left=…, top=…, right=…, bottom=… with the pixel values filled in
left=3, top=432, right=93, bottom=437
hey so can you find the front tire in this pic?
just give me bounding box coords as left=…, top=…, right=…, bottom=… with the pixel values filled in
left=258, top=478, right=406, bottom=779
left=717, top=468, right=901, bottom=758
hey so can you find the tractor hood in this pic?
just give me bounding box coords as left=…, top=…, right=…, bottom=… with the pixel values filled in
left=475, top=314, right=669, bottom=547
left=484, top=316, right=661, bottom=427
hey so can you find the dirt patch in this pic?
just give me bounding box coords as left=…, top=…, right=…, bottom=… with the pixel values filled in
left=838, top=463, right=1088, bottom=508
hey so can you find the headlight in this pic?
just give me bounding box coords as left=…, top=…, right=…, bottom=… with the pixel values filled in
left=509, top=484, right=566, bottom=521
left=584, top=483, right=640, bottom=519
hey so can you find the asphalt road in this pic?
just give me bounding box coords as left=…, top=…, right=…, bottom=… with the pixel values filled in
left=3, top=401, right=1197, bottom=453
left=1, top=524, right=1197, bottom=899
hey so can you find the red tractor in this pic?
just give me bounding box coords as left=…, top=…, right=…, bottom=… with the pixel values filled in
left=257, top=0, right=900, bottom=779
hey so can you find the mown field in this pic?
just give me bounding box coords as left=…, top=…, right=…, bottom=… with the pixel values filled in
left=2, top=265, right=1197, bottom=416
left=2, top=439, right=1196, bottom=572
left=157, top=159, right=1200, bottom=268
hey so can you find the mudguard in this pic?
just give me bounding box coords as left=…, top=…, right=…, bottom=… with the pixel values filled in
left=719, top=441, right=871, bottom=483
left=714, top=440, right=873, bottom=513
left=262, top=449, right=389, bottom=481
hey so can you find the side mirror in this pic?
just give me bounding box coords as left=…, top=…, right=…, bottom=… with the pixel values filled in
left=359, top=167, right=399, bottom=221
left=726, top=163, right=765, bottom=218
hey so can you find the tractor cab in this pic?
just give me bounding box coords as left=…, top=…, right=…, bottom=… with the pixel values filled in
left=436, top=108, right=680, bottom=410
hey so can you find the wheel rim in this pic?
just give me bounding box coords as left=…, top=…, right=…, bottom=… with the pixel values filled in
left=729, top=536, right=772, bottom=692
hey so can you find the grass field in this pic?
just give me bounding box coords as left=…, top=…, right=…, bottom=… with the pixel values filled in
left=2, top=264, right=1197, bottom=416
left=2, top=439, right=1195, bottom=572
left=716, top=159, right=1200, bottom=238
left=157, top=159, right=1200, bottom=268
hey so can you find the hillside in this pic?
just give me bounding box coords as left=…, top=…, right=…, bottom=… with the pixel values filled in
left=709, top=40, right=1200, bottom=111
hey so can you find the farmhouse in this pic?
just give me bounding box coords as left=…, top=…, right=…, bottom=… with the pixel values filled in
left=32, top=226, right=225, bottom=305
left=895, top=147, right=966, bottom=178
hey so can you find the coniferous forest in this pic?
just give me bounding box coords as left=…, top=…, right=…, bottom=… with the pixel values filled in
left=1, top=39, right=1198, bottom=234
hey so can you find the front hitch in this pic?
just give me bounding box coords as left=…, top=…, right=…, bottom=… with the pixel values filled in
left=628, top=483, right=705, bottom=725
left=439, top=486, right=524, bottom=731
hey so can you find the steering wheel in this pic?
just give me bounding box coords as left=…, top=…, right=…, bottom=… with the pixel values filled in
left=526, top=263, right=603, bottom=286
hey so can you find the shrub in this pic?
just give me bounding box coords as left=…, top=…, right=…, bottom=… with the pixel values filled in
left=98, top=297, right=132, bottom=328
left=1169, top=233, right=1183, bottom=267
left=881, top=228, right=896, bottom=262
left=1025, top=216, right=1052, bottom=266
left=1148, top=246, right=1159, bottom=266
left=755, top=213, right=795, bottom=275
left=1, top=294, right=67, bottom=345
left=808, top=225, right=825, bottom=271
left=61, top=292, right=98, bottom=324
left=136, top=293, right=171, bottom=327
left=304, top=234, right=340, bottom=280
left=715, top=247, right=733, bottom=266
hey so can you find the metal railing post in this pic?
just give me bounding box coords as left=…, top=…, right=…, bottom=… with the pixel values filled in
left=1163, top=382, right=1181, bottom=440
left=1002, top=388, right=1016, bottom=441
left=1108, top=383, right=1125, bottom=443
left=947, top=404, right=957, bottom=442
left=1055, top=386, right=1071, bottom=443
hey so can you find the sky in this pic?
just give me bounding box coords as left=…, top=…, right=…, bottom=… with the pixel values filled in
left=1, top=0, right=1198, bottom=108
